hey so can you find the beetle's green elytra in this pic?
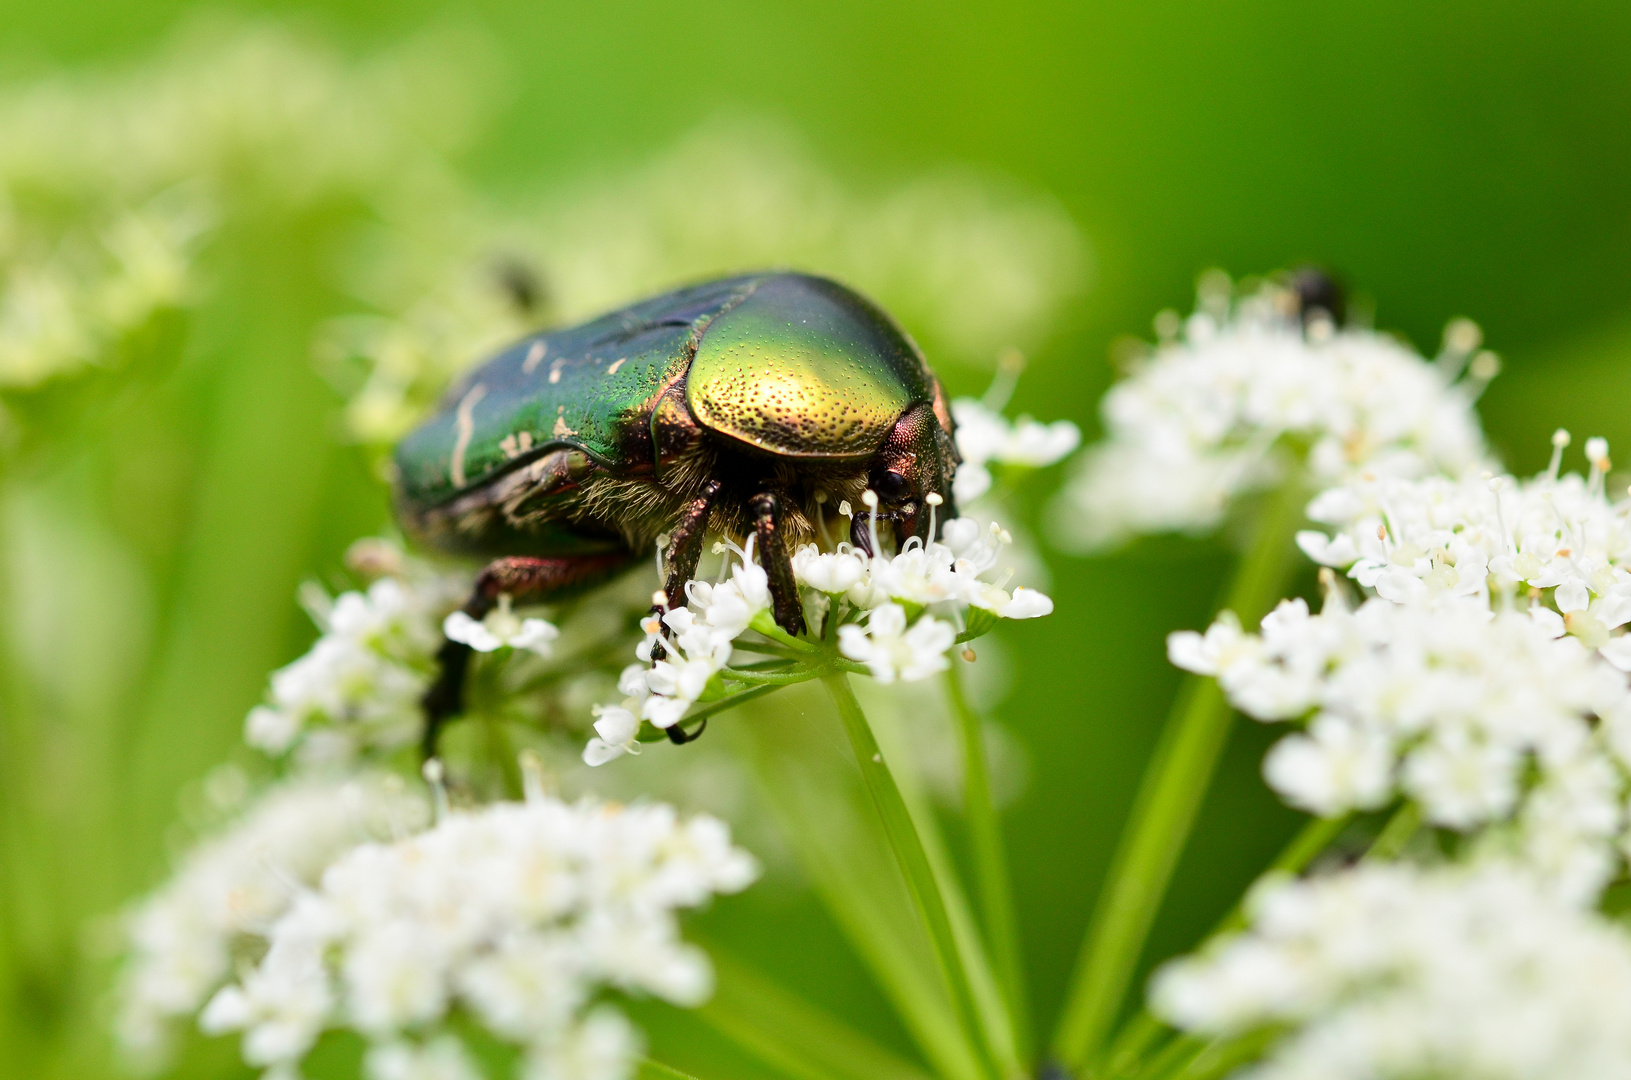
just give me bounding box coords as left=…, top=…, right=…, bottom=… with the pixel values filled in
left=685, top=274, right=932, bottom=458
left=394, top=271, right=960, bottom=752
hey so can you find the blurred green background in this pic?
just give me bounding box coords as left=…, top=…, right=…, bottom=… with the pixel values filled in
left=6, top=1, right=1631, bottom=1077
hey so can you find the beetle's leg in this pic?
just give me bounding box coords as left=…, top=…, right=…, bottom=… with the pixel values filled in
left=647, top=480, right=722, bottom=663
left=423, top=552, right=635, bottom=759
left=751, top=492, right=807, bottom=636
left=664, top=717, right=707, bottom=745
left=658, top=480, right=721, bottom=612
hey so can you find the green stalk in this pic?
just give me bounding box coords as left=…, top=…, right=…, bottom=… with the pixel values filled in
left=1095, top=812, right=1351, bottom=1076
left=944, top=662, right=1031, bottom=1062
left=638, top=1059, right=705, bottom=1080
left=1052, top=480, right=1307, bottom=1071
left=1363, top=801, right=1422, bottom=862
left=822, top=673, right=997, bottom=1080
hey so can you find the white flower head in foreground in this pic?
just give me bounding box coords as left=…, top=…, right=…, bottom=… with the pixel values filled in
left=1170, top=593, right=1631, bottom=901
left=584, top=507, right=1053, bottom=765
left=114, top=774, right=428, bottom=1069
left=201, top=788, right=757, bottom=1080
left=244, top=549, right=467, bottom=762
left=1051, top=276, right=1495, bottom=552
left=1297, top=438, right=1631, bottom=658
left=1151, top=862, right=1631, bottom=1080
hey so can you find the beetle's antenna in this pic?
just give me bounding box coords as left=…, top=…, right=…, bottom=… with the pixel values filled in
left=926, top=491, right=943, bottom=541
left=861, top=490, right=882, bottom=559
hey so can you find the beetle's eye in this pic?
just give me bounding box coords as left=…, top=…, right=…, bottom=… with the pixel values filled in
left=873, top=471, right=911, bottom=502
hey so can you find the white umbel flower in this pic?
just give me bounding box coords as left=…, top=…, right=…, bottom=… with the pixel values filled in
left=1169, top=595, right=1631, bottom=899
left=202, top=792, right=757, bottom=1080
left=1297, top=448, right=1631, bottom=660
left=838, top=603, right=958, bottom=684
left=244, top=554, right=466, bottom=760
left=443, top=594, right=560, bottom=655
left=114, top=774, right=428, bottom=1069
left=1050, top=278, right=1493, bottom=552
left=1151, top=862, right=1631, bottom=1080
left=585, top=514, right=1053, bottom=762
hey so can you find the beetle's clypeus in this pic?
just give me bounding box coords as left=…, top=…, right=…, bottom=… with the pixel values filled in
left=394, top=272, right=961, bottom=752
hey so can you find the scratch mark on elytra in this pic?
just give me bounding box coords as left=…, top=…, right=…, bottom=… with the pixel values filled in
left=553, top=404, right=577, bottom=437
left=450, top=383, right=488, bottom=488
left=522, top=341, right=547, bottom=374
left=606, top=357, right=626, bottom=376
left=549, top=358, right=565, bottom=384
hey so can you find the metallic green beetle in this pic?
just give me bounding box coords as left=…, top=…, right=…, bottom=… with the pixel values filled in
left=394, top=272, right=961, bottom=747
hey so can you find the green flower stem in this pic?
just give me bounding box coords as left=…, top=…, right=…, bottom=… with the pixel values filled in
left=822, top=672, right=998, bottom=1080
left=1363, top=800, right=1422, bottom=862
left=1096, top=811, right=1351, bottom=1077
left=1053, top=479, right=1308, bottom=1072
left=719, top=665, right=821, bottom=685
left=944, top=662, right=1031, bottom=1063
left=750, top=614, right=822, bottom=652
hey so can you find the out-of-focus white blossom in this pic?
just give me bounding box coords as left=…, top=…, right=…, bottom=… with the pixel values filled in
left=585, top=514, right=1052, bottom=764
left=201, top=791, right=757, bottom=1080
left=1169, top=594, right=1631, bottom=900
left=950, top=397, right=1081, bottom=504
left=0, top=20, right=491, bottom=398
left=443, top=594, right=559, bottom=655
left=329, top=121, right=1087, bottom=445
left=1050, top=277, right=1494, bottom=552
left=114, top=774, right=428, bottom=1070
left=1151, top=862, right=1631, bottom=1080
left=244, top=548, right=467, bottom=760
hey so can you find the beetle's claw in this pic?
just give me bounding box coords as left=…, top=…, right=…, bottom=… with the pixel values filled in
left=665, top=718, right=707, bottom=745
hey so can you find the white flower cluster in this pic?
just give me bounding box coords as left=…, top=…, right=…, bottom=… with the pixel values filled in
left=1297, top=437, right=1631, bottom=658
left=0, top=199, right=207, bottom=391
left=0, top=22, right=489, bottom=397
left=1171, top=594, right=1631, bottom=900
left=950, top=397, right=1081, bottom=504
left=1050, top=281, right=1494, bottom=552
left=245, top=558, right=467, bottom=761
left=115, top=774, right=428, bottom=1069
left=1151, top=862, right=1631, bottom=1080
left=201, top=791, right=758, bottom=1080
left=585, top=513, right=1053, bottom=765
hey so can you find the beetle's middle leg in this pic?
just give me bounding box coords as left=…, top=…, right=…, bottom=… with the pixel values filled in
left=751, top=491, right=807, bottom=637
left=423, top=552, right=635, bottom=758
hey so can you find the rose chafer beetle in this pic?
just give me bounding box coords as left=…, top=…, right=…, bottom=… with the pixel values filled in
left=394, top=272, right=961, bottom=750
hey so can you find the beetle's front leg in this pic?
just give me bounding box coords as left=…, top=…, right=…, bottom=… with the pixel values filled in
left=422, top=552, right=634, bottom=758
left=658, top=480, right=721, bottom=611
left=751, top=491, right=806, bottom=637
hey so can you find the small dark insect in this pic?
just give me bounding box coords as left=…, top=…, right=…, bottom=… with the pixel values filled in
left=393, top=272, right=960, bottom=754
left=1285, top=264, right=1345, bottom=326
left=490, top=255, right=548, bottom=317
